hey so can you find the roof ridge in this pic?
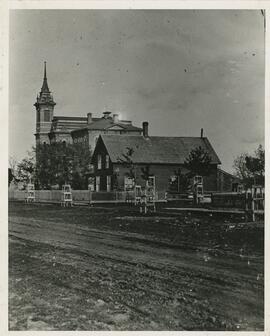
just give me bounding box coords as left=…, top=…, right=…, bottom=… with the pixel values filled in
left=53, top=116, right=86, bottom=119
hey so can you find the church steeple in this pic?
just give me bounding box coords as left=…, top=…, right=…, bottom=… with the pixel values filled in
left=34, top=62, right=56, bottom=145
left=35, top=61, right=56, bottom=107
left=41, top=61, right=50, bottom=93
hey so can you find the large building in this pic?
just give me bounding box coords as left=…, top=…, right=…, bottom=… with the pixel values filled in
left=91, top=122, right=223, bottom=193
left=34, top=62, right=142, bottom=150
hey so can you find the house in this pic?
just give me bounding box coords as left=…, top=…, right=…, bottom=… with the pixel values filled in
left=91, top=122, right=222, bottom=193
left=34, top=62, right=142, bottom=148
left=217, top=168, right=240, bottom=192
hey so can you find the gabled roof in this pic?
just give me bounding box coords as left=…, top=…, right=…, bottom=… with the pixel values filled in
left=106, top=124, right=126, bottom=130
left=72, top=118, right=142, bottom=132
left=95, top=135, right=221, bottom=165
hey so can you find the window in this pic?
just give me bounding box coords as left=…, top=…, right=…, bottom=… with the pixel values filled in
left=147, top=176, right=155, bottom=188
left=193, top=175, right=203, bottom=186
left=88, top=164, right=94, bottom=174
left=105, top=155, right=110, bottom=169
left=96, top=176, right=100, bottom=192
left=97, top=154, right=102, bottom=170
left=107, top=175, right=111, bottom=192
left=88, top=177, right=95, bottom=191
left=44, top=110, right=50, bottom=122
left=124, top=177, right=134, bottom=191
left=146, top=176, right=156, bottom=200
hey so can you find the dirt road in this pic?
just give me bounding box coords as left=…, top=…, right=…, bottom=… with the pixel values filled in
left=9, top=202, right=264, bottom=330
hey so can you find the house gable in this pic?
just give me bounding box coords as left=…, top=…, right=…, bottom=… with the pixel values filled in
left=92, top=136, right=109, bottom=163
left=106, top=124, right=125, bottom=131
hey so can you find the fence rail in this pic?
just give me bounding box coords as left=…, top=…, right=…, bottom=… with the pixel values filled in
left=211, top=192, right=246, bottom=209
left=8, top=188, right=264, bottom=220
left=8, top=189, right=167, bottom=204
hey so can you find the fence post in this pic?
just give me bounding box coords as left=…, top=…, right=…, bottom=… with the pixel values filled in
left=251, top=196, right=255, bottom=222
left=245, top=191, right=250, bottom=221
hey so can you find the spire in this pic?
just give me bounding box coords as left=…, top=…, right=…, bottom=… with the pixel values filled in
left=44, top=61, right=47, bottom=79
left=34, top=61, right=56, bottom=108
left=41, top=61, right=50, bottom=92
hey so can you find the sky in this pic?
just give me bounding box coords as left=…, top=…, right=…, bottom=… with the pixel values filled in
left=9, top=10, right=265, bottom=173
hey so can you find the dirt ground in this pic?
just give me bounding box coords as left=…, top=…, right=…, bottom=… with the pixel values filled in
left=8, top=201, right=264, bottom=331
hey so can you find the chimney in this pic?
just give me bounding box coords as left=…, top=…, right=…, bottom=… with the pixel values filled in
left=87, top=113, right=92, bottom=124
left=200, top=128, right=204, bottom=138
left=143, top=121, right=149, bottom=138
left=113, top=114, right=119, bottom=123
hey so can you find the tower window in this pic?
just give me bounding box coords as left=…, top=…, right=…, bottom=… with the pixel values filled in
left=44, top=110, right=50, bottom=122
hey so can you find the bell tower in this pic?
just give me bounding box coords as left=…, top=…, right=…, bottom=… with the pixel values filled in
left=34, top=62, right=56, bottom=145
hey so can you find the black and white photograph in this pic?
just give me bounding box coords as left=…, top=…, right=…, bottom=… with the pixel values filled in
left=6, top=5, right=266, bottom=332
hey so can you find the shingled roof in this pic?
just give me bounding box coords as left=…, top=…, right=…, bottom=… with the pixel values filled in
left=97, top=135, right=221, bottom=165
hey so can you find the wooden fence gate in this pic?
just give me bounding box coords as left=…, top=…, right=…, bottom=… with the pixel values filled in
left=245, top=185, right=264, bottom=221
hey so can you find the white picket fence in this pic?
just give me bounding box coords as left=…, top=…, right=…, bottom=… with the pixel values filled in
left=8, top=189, right=167, bottom=204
